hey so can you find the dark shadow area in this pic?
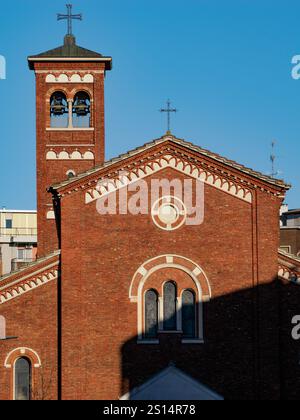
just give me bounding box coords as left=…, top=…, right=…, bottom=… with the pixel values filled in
left=121, top=278, right=300, bottom=400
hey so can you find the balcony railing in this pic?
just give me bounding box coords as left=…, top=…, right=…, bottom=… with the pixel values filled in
left=0, top=228, right=37, bottom=237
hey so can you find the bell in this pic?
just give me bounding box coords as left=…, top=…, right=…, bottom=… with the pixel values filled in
left=51, top=97, right=66, bottom=115
left=73, top=98, right=90, bottom=116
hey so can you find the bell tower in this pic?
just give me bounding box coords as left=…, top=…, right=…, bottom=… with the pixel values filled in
left=28, top=8, right=112, bottom=256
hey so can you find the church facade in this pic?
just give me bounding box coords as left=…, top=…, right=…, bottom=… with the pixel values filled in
left=0, top=27, right=300, bottom=401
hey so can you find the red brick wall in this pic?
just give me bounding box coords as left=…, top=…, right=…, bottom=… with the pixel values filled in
left=0, top=165, right=296, bottom=400
left=57, top=167, right=283, bottom=400
left=32, top=62, right=107, bottom=257
left=0, top=281, right=58, bottom=400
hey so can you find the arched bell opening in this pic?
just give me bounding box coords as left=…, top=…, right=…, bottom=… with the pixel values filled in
left=72, top=91, right=91, bottom=128
left=50, top=91, right=68, bottom=128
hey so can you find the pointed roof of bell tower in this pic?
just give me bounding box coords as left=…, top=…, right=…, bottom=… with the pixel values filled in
left=28, top=4, right=112, bottom=70
left=28, top=34, right=112, bottom=70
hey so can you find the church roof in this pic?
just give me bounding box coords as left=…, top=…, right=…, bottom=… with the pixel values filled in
left=0, top=251, right=60, bottom=305
left=120, top=365, right=224, bottom=400
left=278, top=249, right=300, bottom=285
left=28, top=35, right=112, bottom=70
left=50, top=133, right=290, bottom=193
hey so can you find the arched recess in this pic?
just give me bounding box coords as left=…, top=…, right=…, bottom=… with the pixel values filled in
left=72, top=91, right=91, bottom=128
left=4, top=348, right=41, bottom=400
left=129, top=255, right=212, bottom=342
left=50, top=91, right=68, bottom=128
left=4, top=347, right=41, bottom=369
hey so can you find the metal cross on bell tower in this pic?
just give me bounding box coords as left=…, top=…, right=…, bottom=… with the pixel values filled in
left=160, top=100, right=178, bottom=134
left=57, top=4, right=82, bottom=36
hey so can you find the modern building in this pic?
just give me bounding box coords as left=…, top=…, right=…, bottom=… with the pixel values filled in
left=0, top=210, right=37, bottom=276
left=280, top=207, right=300, bottom=256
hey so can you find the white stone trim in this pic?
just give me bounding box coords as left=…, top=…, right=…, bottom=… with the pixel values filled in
left=151, top=196, right=187, bottom=231
left=29, top=57, right=112, bottom=63
left=45, top=73, right=95, bottom=83
left=278, top=266, right=300, bottom=284
left=46, top=144, right=95, bottom=147
left=0, top=267, right=59, bottom=305
left=131, top=255, right=211, bottom=342
left=4, top=348, right=41, bottom=369
left=46, top=150, right=94, bottom=160
left=85, top=154, right=252, bottom=204
left=46, top=128, right=94, bottom=132
left=129, top=255, right=212, bottom=301
left=35, top=70, right=104, bottom=74
left=46, top=210, right=55, bottom=220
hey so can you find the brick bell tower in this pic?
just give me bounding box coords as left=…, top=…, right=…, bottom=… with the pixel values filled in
left=28, top=6, right=112, bottom=257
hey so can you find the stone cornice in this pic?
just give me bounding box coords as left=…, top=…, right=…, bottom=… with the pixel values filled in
left=49, top=138, right=289, bottom=204
left=0, top=252, right=60, bottom=305
left=278, top=250, right=300, bottom=285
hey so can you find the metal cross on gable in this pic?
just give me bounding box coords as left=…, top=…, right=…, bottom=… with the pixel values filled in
left=160, top=100, right=178, bottom=134
left=57, top=4, right=82, bottom=36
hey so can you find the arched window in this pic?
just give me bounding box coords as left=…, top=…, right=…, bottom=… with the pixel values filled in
left=72, top=92, right=91, bottom=128
left=14, top=357, right=31, bottom=400
left=66, top=169, right=76, bottom=179
left=182, top=290, right=196, bottom=338
left=163, top=281, right=177, bottom=331
left=50, top=91, right=68, bottom=128
left=144, top=289, right=158, bottom=338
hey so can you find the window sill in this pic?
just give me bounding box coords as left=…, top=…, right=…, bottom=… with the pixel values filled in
left=181, top=339, right=204, bottom=344
left=157, top=330, right=183, bottom=334
left=137, top=339, right=159, bottom=345
left=46, top=127, right=94, bottom=131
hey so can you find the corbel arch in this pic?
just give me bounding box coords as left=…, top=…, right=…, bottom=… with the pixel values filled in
left=129, top=255, right=212, bottom=303
left=46, top=86, right=71, bottom=102
left=4, top=347, right=41, bottom=369
left=70, top=87, right=93, bottom=99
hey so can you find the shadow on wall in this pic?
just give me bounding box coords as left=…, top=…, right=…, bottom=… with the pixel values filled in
left=120, top=278, right=300, bottom=401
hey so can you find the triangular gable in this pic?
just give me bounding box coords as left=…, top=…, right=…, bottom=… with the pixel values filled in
left=49, top=135, right=289, bottom=205
left=120, top=366, right=224, bottom=401
left=85, top=152, right=253, bottom=204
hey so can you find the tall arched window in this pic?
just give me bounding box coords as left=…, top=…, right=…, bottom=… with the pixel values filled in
left=15, top=357, right=31, bottom=400
left=182, top=290, right=196, bottom=338
left=144, top=289, right=158, bottom=338
left=50, top=91, right=68, bottom=128
left=72, top=92, right=91, bottom=128
left=163, top=281, right=177, bottom=331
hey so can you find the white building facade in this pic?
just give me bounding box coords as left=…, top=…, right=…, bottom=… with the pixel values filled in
left=0, top=210, right=37, bottom=276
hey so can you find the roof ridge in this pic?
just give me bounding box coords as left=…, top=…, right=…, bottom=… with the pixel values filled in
left=0, top=250, right=60, bottom=283
left=50, top=134, right=290, bottom=192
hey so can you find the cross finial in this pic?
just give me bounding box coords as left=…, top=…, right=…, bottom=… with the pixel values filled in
left=160, top=100, right=177, bottom=134
left=57, top=4, right=82, bottom=36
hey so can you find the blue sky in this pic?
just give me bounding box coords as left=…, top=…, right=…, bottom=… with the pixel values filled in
left=0, top=0, right=300, bottom=209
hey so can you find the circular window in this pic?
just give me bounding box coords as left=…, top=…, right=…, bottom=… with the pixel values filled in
left=152, top=196, right=187, bottom=231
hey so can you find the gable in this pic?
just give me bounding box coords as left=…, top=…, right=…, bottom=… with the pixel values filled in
left=120, top=366, right=224, bottom=401
left=50, top=135, right=289, bottom=207
left=85, top=152, right=253, bottom=205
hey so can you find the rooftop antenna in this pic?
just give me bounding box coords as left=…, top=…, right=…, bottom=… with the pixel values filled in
left=270, top=140, right=282, bottom=178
